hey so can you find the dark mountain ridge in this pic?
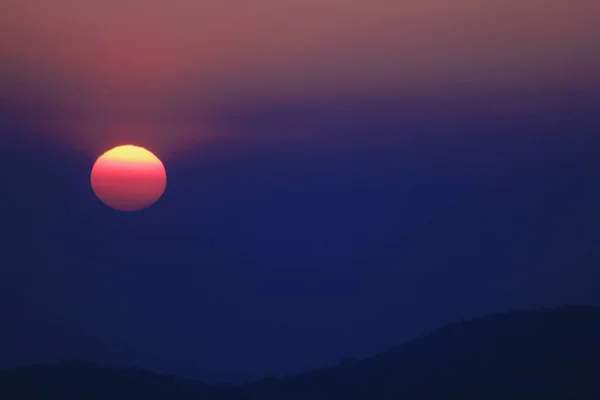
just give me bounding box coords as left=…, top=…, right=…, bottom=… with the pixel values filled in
left=2, top=305, right=600, bottom=399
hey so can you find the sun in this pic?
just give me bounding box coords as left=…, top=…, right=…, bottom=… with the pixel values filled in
left=90, top=145, right=167, bottom=211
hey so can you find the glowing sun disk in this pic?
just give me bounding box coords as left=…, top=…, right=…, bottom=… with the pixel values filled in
left=91, top=145, right=167, bottom=212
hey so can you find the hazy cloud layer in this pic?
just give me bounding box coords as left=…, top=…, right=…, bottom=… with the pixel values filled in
left=1, top=0, right=599, bottom=152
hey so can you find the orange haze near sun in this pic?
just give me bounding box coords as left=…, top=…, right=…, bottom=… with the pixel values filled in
left=91, top=145, right=167, bottom=211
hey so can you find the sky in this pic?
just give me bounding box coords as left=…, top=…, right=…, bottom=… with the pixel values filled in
left=1, top=0, right=600, bottom=382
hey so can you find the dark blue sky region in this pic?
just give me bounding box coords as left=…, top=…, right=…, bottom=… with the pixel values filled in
left=2, top=86, right=599, bottom=380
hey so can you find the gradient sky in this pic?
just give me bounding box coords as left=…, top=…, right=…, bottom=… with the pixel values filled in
left=2, top=1, right=600, bottom=147
left=1, top=0, right=600, bottom=383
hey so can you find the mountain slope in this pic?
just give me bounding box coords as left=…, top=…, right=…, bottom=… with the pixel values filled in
left=243, top=305, right=600, bottom=399
left=3, top=306, right=599, bottom=399
left=0, top=361, right=232, bottom=400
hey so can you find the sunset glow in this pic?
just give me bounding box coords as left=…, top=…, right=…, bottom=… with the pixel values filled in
left=90, top=145, right=167, bottom=211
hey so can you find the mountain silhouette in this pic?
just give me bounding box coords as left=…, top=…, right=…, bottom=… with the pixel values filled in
left=2, top=306, right=599, bottom=399
left=242, top=305, right=600, bottom=399
left=0, top=360, right=231, bottom=400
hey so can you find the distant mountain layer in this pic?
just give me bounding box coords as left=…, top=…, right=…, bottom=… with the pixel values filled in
left=2, top=305, right=599, bottom=399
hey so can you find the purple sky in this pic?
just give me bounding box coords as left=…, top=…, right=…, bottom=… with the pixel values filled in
left=2, top=0, right=599, bottom=153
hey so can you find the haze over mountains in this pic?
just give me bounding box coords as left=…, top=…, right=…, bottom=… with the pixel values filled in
left=1, top=128, right=600, bottom=380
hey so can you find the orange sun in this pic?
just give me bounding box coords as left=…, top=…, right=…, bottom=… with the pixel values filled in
left=91, top=145, right=167, bottom=211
